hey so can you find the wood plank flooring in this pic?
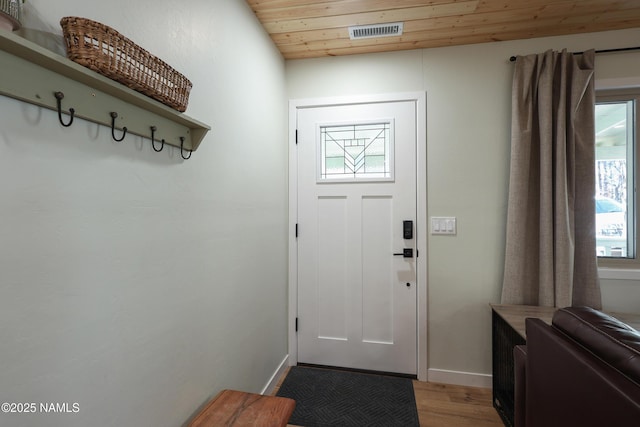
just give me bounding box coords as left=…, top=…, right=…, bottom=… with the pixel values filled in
left=273, top=367, right=504, bottom=427
left=413, top=381, right=503, bottom=427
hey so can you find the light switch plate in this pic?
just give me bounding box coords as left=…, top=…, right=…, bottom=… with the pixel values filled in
left=431, top=217, right=457, bottom=235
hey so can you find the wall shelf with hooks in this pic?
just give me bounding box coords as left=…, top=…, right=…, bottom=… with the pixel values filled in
left=0, top=29, right=210, bottom=155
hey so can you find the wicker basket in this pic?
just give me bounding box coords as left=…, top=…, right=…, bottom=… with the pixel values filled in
left=0, top=0, right=22, bottom=30
left=60, top=16, right=192, bottom=112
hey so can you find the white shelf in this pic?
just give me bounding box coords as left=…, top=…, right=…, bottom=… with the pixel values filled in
left=0, top=29, right=210, bottom=153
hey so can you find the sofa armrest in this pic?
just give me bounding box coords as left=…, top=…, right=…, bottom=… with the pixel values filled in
left=525, top=318, right=640, bottom=427
left=552, top=306, right=640, bottom=385
left=513, top=345, right=527, bottom=427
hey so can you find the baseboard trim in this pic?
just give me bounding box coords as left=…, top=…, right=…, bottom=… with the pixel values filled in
left=427, top=368, right=492, bottom=389
left=261, top=354, right=290, bottom=395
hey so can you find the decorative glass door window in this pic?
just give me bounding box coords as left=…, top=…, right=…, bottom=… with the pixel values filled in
left=318, top=121, right=394, bottom=181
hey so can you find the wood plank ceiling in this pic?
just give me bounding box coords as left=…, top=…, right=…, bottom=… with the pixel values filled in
left=246, top=0, right=640, bottom=59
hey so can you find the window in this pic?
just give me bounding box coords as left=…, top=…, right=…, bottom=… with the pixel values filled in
left=318, top=121, right=394, bottom=182
left=595, top=89, right=640, bottom=266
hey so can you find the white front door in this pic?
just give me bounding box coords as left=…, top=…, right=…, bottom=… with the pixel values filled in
left=295, top=98, right=418, bottom=375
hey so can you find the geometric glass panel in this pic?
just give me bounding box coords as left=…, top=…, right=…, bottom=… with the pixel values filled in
left=319, top=122, right=393, bottom=181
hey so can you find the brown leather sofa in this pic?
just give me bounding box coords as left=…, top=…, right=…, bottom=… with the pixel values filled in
left=513, top=306, right=640, bottom=427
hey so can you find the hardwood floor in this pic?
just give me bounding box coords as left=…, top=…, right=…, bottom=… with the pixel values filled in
left=273, top=367, right=504, bottom=427
left=413, top=381, right=503, bottom=427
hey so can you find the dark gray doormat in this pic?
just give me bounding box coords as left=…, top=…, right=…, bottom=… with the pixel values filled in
left=276, top=366, right=419, bottom=427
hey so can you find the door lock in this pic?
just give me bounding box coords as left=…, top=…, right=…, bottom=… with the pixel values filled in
left=403, top=220, right=413, bottom=239
left=393, top=248, right=413, bottom=258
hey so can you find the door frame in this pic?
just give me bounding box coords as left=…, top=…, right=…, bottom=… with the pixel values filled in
left=288, top=92, right=428, bottom=381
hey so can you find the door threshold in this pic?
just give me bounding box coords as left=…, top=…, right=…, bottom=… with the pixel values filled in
left=297, top=363, right=418, bottom=380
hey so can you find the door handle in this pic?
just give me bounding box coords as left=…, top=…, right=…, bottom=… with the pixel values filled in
left=393, top=248, right=413, bottom=258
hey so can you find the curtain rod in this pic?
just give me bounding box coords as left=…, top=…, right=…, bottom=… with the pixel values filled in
left=509, top=46, right=640, bottom=62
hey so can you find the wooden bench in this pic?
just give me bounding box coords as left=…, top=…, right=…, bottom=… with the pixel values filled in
left=188, top=389, right=295, bottom=427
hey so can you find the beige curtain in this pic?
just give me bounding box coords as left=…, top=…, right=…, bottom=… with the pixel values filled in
left=501, top=49, right=602, bottom=309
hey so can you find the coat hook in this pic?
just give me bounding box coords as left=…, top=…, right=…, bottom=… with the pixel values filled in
left=110, top=112, right=127, bottom=142
left=150, top=126, right=165, bottom=152
left=180, top=137, right=192, bottom=160
left=54, top=91, right=75, bottom=127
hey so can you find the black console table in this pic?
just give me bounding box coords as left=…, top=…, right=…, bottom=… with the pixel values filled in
left=490, top=304, right=556, bottom=427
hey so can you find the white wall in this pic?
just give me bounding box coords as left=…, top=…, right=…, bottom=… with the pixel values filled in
left=286, top=28, right=640, bottom=384
left=0, top=1, right=287, bottom=426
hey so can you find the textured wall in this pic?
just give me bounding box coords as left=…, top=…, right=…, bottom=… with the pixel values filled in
left=0, top=1, right=288, bottom=426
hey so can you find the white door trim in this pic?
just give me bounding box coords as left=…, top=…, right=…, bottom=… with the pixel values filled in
left=288, top=92, right=428, bottom=381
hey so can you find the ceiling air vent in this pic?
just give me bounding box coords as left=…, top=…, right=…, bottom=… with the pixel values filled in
left=348, top=22, right=404, bottom=40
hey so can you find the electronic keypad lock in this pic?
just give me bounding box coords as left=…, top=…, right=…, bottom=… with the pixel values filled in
left=403, top=220, right=413, bottom=240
